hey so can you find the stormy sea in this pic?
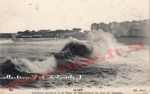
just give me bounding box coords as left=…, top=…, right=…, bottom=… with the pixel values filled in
left=0, top=31, right=149, bottom=89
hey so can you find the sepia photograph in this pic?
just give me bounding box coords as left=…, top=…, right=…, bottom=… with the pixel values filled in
left=0, top=0, right=149, bottom=93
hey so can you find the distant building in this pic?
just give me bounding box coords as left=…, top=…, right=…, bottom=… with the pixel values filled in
left=91, top=23, right=100, bottom=31
left=0, top=33, right=13, bottom=38
left=15, top=28, right=87, bottom=40
left=91, top=20, right=149, bottom=37
left=72, top=28, right=82, bottom=32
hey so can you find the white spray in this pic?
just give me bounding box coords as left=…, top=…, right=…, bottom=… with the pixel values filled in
left=87, top=29, right=128, bottom=62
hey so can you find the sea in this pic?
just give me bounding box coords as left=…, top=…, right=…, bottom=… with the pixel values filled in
left=0, top=31, right=149, bottom=89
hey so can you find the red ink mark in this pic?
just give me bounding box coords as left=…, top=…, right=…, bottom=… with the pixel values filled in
left=57, top=58, right=95, bottom=71
left=128, top=43, right=144, bottom=52
left=105, top=48, right=116, bottom=59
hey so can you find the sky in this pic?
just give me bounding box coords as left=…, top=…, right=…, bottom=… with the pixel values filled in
left=0, top=0, right=149, bottom=33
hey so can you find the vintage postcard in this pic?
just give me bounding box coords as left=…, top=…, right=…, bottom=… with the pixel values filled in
left=0, top=0, right=149, bottom=94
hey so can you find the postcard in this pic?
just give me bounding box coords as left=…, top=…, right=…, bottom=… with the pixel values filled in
left=0, top=0, right=149, bottom=94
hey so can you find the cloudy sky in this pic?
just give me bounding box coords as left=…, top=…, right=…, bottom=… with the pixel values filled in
left=0, top=0, right=149, bottom=33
